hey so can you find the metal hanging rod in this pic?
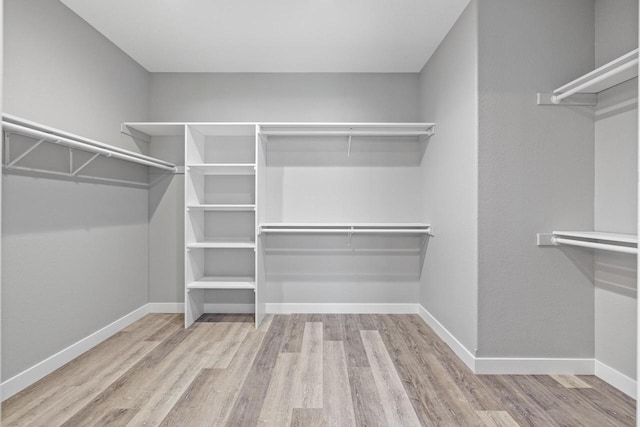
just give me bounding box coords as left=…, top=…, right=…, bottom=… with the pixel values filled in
left=2, top=121, right=177, bottom=172
left=537, top=231, right=638, bottom=255
left=259, top=130, right=434, bottom=137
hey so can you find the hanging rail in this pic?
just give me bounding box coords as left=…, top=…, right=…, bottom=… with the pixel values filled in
left=538, top=49, right=639, bottom=105
left=2, top=120, right=177, bottom=173
left=537, top=231, right=638, bottom=255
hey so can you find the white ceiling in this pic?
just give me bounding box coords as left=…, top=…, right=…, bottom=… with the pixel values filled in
left=60, top=0, right=470, bottom=73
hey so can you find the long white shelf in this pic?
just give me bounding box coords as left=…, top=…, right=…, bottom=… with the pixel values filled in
left=259, top=123, right=435, bottom=139
left=187, top=204, right=256, bottom=211
left=187, top=164, right=256, bottom=175
left=553, top=231, right=637, bottom=244
left=187, top=241, right=256, bottom=249
left=537, top=231, right=638, bottom=254
left=539, top=49, right=638, bottom=105
left=3, top=115, right=178, bottom=173
left=259, top=223, right=432, bottom=235
left=187, top=277, right=256, bottom=290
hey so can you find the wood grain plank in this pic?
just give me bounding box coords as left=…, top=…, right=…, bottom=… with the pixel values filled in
left=360, top=330, right=421, bottom=426
left=323, top=341, right=357, bottom=426
left=391, top=314, right=504, bottom=411
left=348, top=367, right=387, bottom=427
left=292, top=322, right=323, bottom=408
left=290, top=408, right=327, bottom=427
left=342, top=314, right=370, bottom=368
left=322, top=314, right=345, bottom=341
left=94, top=408, right=138, bottom=427
left=280, top=314, right=306, bottom=353
left=551, top=374, right=592, bottom=389
left=374, top=314, right=472, bottom=426
left=477, top=375, right=561, bottom=427
left=476, top=411, right=519, bottom=427
left=224, top=315, right=289, bottom=426
left=258, top=352, right=300, bottom=426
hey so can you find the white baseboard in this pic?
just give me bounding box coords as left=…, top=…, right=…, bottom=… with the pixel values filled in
left=417, top=304, right=476, bottom=371
left=266, top=303, right=418, bottom=314
left=474, top=357, right=595, bottom=375
left=1, top=304, right=150, bottom=401
left=149, top=302, right=184, bottom=313
left=595, top=360, right=637, bottom=398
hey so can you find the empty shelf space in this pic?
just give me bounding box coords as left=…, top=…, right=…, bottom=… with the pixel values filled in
left=187, top=164, right=256, bottom=175
left=187, top=241, right=256, bottom=249
left=187, top=277, right=256, bottom=290
left=187, top=204, right=256, bottom=211
left=259, top=223, right=432, bottom=235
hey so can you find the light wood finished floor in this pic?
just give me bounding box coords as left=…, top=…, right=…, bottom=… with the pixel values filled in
left=2, top=313, right=635, bottom=426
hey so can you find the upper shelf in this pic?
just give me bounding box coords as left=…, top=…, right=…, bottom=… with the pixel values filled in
left=538, top=49, right=639, bottom=105
left=537, top=230, right=638, bottom=255
left=259, top=223, right=433, bottom=235
left=3, top=114, right=178, bottom=175
left=259, top=123, right=435, bottom=140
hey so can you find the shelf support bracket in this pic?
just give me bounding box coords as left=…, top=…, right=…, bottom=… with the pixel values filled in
left=71, top=152, right=101, bottom=177
left=7, top=138, right=46, bottom=169
left=4, top=132, right=10, bottom=168
left=347, top=129, right=352, bottom=157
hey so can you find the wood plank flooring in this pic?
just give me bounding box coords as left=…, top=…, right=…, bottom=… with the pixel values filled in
left=2, top=313, right=635, bottom=426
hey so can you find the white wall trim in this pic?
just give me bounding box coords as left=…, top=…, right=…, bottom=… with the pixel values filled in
left=417, top=304, right=476, bottom=371
left=266, top=303, right=418, bottom=314
left=595, top=360, right=637, bottom=398
left=474, top=357, right=595, bottom=375
left=149, top=302, right=184, bottom=313
left=1, top=304, right=150, bottom=401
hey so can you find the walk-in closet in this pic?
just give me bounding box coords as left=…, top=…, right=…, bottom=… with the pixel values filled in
left=1, top=0, right=638, bottom=425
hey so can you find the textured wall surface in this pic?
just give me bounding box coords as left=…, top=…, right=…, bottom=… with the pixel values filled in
left=2, top=0, right=150, bottom=380
left=418, top=0, right=479, bottom=354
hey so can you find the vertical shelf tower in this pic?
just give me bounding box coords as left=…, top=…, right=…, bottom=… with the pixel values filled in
left=184, top=124, right=259, bottom=327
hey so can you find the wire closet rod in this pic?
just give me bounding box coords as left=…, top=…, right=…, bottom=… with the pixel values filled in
left=2, top=121, right=177, bottom=172
left=552, top=237, right=638, bottom=255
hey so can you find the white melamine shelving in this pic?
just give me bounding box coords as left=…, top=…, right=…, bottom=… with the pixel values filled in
left=187, top=204, right=256, bottom=211
left=185, top=124, right=259, bottom=328
left=187, top=277, right=256, bottom=290
left=187, top=241, right=256, bottom=249
left=186, top=164, right=256, bottom=175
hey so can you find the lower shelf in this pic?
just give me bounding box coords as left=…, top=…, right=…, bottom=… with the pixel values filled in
left=187, top=277, right=256, bottom=290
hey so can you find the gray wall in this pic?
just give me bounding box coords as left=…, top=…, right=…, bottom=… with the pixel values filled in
left=150, top=73, right=419, bottom=122
left=147, top=73, right=421, bottom=305
left=2, top=0, right=150, bottom=380
left=418, top=0, right=479, bottom=354
left=593, top=0, right=638, bottom=380
left=476, top=0, right=596, bottom=358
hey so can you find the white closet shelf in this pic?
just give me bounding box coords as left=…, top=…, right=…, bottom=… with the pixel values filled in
left=259, top=223, right=432, bottom=235
left=187, top=241, right=256, bottom=249
left=538, top=49, right=639, bottom=105
left=537, top=231, right=638, bottom=254
left=187, top=204, right=256, bottom=211
left=259, top=123, right=435, bottom=139
left=186, top=164, right=256, bottom=175
left=122, top=122, right=186, bottom=137
left=187, top=277, right=256, bottom=290
left=3, top=115, right=178, bottom=182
